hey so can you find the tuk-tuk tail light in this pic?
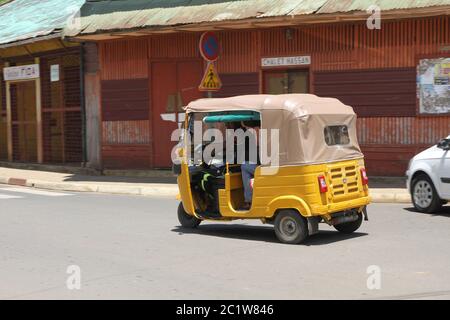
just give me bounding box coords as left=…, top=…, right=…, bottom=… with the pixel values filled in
left=360, top=168, right=369, bottom=185
left=318, top=175, right=328, bottom=193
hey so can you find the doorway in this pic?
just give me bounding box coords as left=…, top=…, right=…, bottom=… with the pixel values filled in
left=11, top=81, right=38, bottom=162
left=0, top=80, right=7, bottom=160
left=264, top=69, right=309, bottom=94
left=151, top=60, right=203, bottom=168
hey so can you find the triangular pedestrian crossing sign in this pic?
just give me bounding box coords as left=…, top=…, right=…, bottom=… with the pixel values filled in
left=199, top=62, right=222, bottom=91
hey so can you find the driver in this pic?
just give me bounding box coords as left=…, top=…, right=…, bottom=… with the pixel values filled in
left=240, top=120, right=261, bottom=210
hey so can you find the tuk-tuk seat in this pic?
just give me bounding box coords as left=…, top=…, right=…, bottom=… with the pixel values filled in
left=226, top=172, right=244, bottom=190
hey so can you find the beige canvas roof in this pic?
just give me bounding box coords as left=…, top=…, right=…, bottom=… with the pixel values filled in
left=185, top=94, right=354, bottom=114
left=185, top=94, right=363, bottom=167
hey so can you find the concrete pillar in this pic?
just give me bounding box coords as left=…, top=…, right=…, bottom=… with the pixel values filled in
left=83, top=42, right=102, bottom=169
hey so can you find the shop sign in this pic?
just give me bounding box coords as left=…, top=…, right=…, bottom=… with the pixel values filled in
left=3, top=64, right=40, bottom=81
left=50, top=64, right=60, bottom=82
left=262, top=56, right=311, bottom=67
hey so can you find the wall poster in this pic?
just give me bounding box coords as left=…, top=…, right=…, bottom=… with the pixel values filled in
left=417, top=57, right=450, bottom=114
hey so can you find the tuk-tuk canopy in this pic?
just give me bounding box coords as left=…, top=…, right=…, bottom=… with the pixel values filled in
left=185, top=94, right=363, bottom=166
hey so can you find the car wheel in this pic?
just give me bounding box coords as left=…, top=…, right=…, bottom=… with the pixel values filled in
left=177, top=202, right=201, bottom=228
left=334, top=212, right=363, bottom=234
left=411, top=174, right=442, bottom=213
left=274, top=210, right=308, bottom=244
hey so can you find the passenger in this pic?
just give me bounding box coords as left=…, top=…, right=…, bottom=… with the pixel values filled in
left=240, top=120, right=260, bottom=210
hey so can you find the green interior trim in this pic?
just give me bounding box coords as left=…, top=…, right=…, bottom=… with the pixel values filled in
left=203, top=112, right=260, bottom=123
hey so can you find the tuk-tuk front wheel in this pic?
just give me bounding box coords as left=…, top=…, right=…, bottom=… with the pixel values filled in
left=274, top=210, right=308, bottom=244
left=177, top=203, right=201, bottom=228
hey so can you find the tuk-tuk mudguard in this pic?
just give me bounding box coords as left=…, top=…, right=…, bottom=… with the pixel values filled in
left=266, top=195, right=312, bottom=218
left=177, top=164, right=196, bottom=215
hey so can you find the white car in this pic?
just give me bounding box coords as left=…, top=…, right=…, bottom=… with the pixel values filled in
left=406, top=135, right=450, bottom=213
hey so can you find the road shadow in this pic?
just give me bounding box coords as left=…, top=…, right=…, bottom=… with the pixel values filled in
left=63, top=174, right=177, bottom=184
left=304, top=230, right=367, bottom=246
left=172, top=224, right=367, bottom=246
left=403, top=205, right=450, bottom=217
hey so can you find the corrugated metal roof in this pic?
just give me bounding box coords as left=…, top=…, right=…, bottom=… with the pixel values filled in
left=65, top=0, right=450, bottom=37
left=65, top=0, right=329, bottom=36
left=318, top=0, right=450, bottom=13
left=0, top=0, right=85, bottom=46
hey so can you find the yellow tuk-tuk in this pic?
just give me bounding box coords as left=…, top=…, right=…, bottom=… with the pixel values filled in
left=174, top=94, right=371, bottom=244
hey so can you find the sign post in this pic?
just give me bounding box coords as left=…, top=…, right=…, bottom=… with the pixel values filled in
left=199, top=32, right=222, bottom=96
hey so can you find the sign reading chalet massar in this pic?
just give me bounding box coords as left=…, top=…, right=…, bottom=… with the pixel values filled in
left=261, top=56, right=311, bottom=67
left=3, top=64, right=40, bottom=81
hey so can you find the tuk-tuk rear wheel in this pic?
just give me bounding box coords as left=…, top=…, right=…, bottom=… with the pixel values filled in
left=333, top=212, right=363, bottom=234
left=177, top=203, right=201, bottom=228
left=274, top=210, right=308, bottom=244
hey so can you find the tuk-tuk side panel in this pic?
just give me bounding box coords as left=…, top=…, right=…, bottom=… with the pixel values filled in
left=218, top=158, right=370, bottom=219
left=178, top=163, right=196, bottom=215
left=218, top=173, right=245, bottom=217
left=218, top=166, right=317, bottom=218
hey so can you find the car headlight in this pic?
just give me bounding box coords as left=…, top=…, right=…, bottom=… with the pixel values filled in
left=407, top=157, right=415, bottom=172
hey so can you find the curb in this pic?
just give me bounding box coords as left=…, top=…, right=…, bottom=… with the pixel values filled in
left=0, top=175, right=411, bottom=203
left=0, top=176, right=178, bottom=198
left=370, top=192, right=411, bottom=204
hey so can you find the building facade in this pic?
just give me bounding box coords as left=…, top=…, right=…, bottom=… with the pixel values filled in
left=0, top=39, right=83, bottom=164
left=0, top=0, right=85, bottom=166
left=75, top=11, right=449, bottom=176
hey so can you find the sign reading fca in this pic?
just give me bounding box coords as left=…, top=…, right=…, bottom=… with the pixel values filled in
left=3, top=64, right=40, bottom=81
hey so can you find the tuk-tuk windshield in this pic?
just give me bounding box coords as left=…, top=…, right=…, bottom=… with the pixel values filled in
left=187, top=111, right=261, bottom=167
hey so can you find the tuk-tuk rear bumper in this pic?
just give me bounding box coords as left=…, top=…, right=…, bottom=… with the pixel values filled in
left=310, top=196, right=371, bottom=217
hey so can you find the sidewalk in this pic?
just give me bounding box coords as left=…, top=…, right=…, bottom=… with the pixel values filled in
left=0, top=167, right=410, bottom=203
left=0, top=167, right=178, bottom=197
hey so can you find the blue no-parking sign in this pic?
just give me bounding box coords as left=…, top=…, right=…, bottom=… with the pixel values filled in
left=199, top=32, right=220, bottom=62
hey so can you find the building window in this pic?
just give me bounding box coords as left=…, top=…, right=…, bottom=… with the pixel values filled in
left=264, top=70, right=309, bottom=94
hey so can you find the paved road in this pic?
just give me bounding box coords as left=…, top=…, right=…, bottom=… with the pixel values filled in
left=0, top=185, right=449, bottom=300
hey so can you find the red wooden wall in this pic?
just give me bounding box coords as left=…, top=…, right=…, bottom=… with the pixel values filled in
left=97, top=16, right=450, bottom=175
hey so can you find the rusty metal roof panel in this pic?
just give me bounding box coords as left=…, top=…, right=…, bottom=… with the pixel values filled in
left=66, top=0, right=327, bottom=35
left=64, top=0, right=450, bottom=37
left=259, top=0, right=328, bottom=17
left=109, top=1, right=301, bottom=29
left=170, top=2, right=261, bottom=24
left=0, top=0, right=85, bottom=45
left=317, top=0, right=450, bottom=13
